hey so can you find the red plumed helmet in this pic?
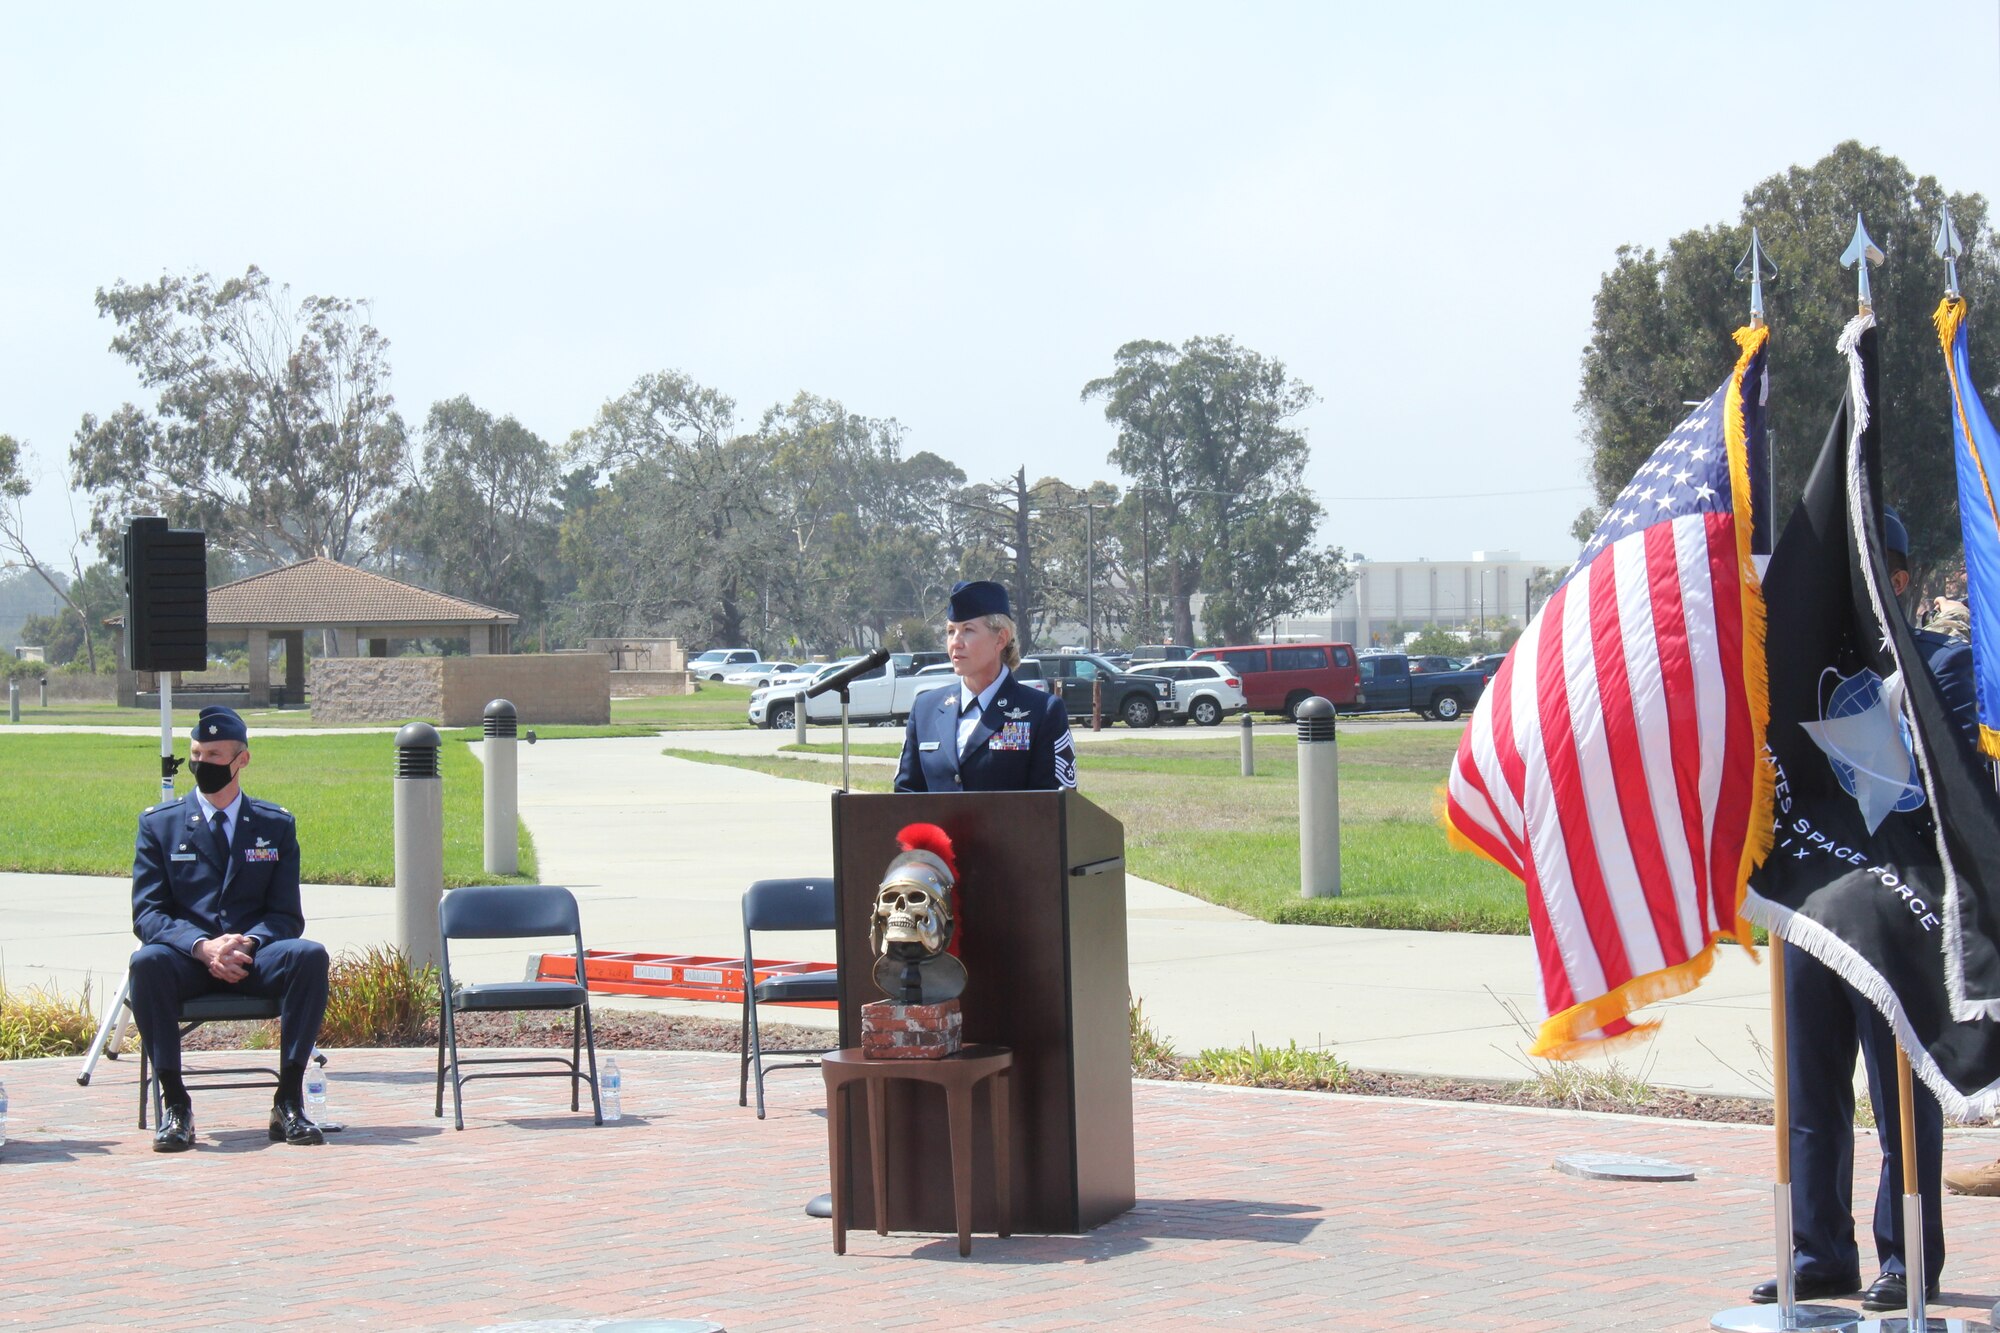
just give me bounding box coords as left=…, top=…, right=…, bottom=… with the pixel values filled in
left=895, top=822, right=956, bottom=879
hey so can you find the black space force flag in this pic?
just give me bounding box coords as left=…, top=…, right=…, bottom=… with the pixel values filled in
left=1743, top=312, right=2000, bottom=1118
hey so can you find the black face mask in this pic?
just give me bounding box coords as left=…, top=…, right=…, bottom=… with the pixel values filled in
left=190, top=759, right=237, bottom=795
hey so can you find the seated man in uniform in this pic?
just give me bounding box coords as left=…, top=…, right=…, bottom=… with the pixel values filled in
left=896, top=580, right=1077, bottom=794
left=129, top=705, right=330, bottom=1152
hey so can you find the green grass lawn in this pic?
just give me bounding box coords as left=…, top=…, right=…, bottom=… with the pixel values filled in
left=0, top=732, right=536, bottom=886
left=671, top=729, right=1530, bottom=933
left=610, top=684, right=754, bottom=729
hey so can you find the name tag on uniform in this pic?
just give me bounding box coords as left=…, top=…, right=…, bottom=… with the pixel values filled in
left=244, top=846, right=281, bottom=863
left=170, top=852, right=198, bottom=862
left=919, top=741, right=940, bottom=752
left=990, top=721, right=1032, bottom=752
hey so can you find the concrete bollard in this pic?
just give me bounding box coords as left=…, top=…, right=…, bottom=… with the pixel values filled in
left=794, top=693, right=808, bottom=744
left=394, top=722, right=445, bottom=968
left=1296, top=697, right=1340, bottom=898
left=7, top=680, right=17, bottom=724
left=38, top=675, right=47, bottom=708
left=482, top=699, right=519, bottom=876
left=1239, top=713, right=1255, bottom=776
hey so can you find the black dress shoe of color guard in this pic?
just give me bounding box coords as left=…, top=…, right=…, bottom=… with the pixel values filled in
left=268, top=1099, right=325, bottom=1146
left=1749, top=1272, right=1859, bottom=1303
left=153, top=1103, right=195, bottom=1153
left=1861, top=1271, right=1939, bottom=1311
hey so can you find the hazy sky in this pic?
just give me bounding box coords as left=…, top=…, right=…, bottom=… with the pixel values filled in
left=4, top=1, right=1997, bottom=577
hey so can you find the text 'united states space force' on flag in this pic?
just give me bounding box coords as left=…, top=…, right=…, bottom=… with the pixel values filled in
left=1444, top=326, right=1770, bottom=1057
left=1936, top=295, right=2000, bottom=761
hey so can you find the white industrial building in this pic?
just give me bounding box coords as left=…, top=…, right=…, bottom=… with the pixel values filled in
left=1271, top=550, right=1568, bottom=648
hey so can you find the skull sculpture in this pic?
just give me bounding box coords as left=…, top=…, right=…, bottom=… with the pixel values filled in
left=868, top=823, right=965, bottom=1006
left=871, top=849, right=955, bottom=961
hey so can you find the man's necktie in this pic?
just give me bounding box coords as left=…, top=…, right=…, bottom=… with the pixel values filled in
left=210, top=810, right=231, bottom=862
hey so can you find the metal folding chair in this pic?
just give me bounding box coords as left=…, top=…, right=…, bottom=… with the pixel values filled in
left=738, top=877, right=838, bottom=1119
left=435, top=885, right=602, bottom=1130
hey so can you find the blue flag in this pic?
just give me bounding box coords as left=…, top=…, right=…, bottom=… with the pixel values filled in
left=1936, top=297, right=2000, bottom=760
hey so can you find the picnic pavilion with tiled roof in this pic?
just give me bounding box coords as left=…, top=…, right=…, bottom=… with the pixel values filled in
left=116, top=556, right=520, bottom=707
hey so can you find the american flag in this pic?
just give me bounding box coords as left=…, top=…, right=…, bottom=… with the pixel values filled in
left=1445, top=327, right=1770, bottom=1057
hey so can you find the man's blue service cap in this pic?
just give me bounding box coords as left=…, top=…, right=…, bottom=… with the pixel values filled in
left=193, top=705, right=248, bottom=743
left=948, top=580, right=1010, bottom=622
left=1882, top=507, right=1910, bottom=557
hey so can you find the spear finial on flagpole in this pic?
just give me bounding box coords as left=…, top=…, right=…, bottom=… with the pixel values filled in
left=1935, top=203, right=1966, bottom=299
left=1842, top=212, right=1885, bottom=314
left=1735, top=226, right=1777, bottom=328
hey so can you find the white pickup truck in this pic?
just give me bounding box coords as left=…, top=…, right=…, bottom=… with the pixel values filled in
left=746, top=656, right=957, bottom=730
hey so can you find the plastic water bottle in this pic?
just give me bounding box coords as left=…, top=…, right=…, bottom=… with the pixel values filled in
left=303, top=1051, right=328, bottom=1121
left=0, top=1077, right=9, bottom=1147
left=601, top=1058, right=623, bottom=1121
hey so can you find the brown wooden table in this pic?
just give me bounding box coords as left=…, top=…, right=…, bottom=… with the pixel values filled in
left=822, top=1044, right=1013, bottom=1257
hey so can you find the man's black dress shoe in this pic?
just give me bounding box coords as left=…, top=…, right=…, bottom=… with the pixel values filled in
left=153, top=1103, right=195, bottom=1153
left=1748, top=1273, right=1859, bottom=1303
left=269, top=1099, right=325, bottom=1146
left=1861, top=1271, right=1938, bottom=1311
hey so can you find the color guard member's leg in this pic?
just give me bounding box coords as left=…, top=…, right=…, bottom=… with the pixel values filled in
left=1784, top=942, right=1864, bottom=1285
left=1855, top=997, right=1945, bottom=1286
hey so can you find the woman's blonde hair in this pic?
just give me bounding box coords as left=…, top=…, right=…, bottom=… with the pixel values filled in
left=985, top=613, right=1022, bottom=669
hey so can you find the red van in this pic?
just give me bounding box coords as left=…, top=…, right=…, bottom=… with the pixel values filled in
left=1188, top=642, right=1361, bottom=718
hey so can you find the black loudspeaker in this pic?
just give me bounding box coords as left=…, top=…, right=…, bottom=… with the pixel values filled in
left=123, top=518, right=207, bottom=672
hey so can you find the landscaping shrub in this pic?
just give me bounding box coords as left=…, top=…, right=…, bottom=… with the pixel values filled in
left=0, top=979, right=100, bottom=1059
left=320, top=945, right=439, bottom=1047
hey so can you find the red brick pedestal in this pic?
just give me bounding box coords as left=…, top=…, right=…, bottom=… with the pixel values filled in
left=860, top=998, right=963, bottom=1059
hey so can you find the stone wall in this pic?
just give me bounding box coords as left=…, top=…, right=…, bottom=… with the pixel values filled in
left=441, top=653, right=610, bottom=726
left=309, top=654, right=611, bottom=726
left=609, top=670, right=693, bottom=697
left=310, top=658, right=446, bottom=724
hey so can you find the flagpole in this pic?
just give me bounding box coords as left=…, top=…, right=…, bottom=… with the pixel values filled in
left=1709, top=233, right=1860, bottom=1333
left=1851, top=210, right=1969, bottom=1333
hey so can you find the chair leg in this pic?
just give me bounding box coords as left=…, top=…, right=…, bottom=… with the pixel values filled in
left=443, top=1001, right=465, bottom=1131
left=569, top=1008, right=582, bottom=1112
left=738, top=992, right=751, bottom=1109
left=749, top=989, right=769, bottom=1120
left=433, top=1014, right=448, bottom=1120
left=580, top=1003, right=602, bottom=1125
left=137, top=1017, right=151, bottom=1130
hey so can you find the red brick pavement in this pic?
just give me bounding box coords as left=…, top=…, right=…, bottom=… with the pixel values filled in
left=3, top=1049, right=1999, bottom=1331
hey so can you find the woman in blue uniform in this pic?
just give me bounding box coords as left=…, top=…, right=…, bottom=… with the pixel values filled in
left=894, top=580, right=1076, bottom=793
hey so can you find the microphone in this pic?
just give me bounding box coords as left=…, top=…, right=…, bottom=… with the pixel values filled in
left=804, top=648, right=890, bottom=700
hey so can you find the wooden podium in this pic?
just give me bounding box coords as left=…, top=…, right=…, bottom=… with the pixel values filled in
left=831, top=789, right=1136, bottom=1236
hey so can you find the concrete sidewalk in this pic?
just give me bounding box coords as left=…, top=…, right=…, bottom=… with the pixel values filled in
left=5, top=731, right=1776, bottom=1097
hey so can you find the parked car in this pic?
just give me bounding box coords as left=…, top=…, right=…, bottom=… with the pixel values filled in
left=1133, top=643, right=1195, bottom=662
left=1407, top=655, right=1463, bottom=674
left=891, top=651, right=948, bottom=675
left=1148, top=661, right=1248, bottom=726
left=721, top=660, right=801, bottom=688
left=746, top=656, right=957, bottom=729
left=1020, top=652, right=1177, bottom=727
left=1188, top=642, right=1361, bottom=719
left=690, top=648, right=759, bottom=680
left=1351, top=652, right=1489, bottom=721
left=1463, top=654, right=1507, bottom=680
